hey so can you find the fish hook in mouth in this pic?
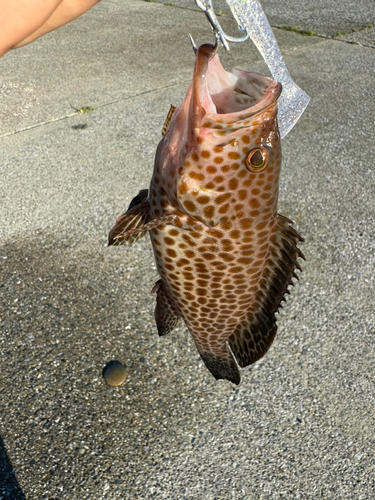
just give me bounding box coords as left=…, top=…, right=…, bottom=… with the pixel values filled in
left=209, top=39, right=219, bottom=59
left=189, top=35, right=219, bottom=58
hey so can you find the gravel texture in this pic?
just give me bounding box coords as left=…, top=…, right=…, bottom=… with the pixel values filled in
left=154, top=0, right=375, bottom=38
left=0, top=1, right=374, bottom=499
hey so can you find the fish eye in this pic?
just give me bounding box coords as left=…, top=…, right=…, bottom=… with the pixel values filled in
left=245, top=147, right=269, bottom=172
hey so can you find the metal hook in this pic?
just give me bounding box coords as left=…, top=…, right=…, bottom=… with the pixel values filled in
left=193, top=0, right=249, bottom=52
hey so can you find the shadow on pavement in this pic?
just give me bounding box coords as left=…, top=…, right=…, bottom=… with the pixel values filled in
left=0, top=435, right=25, bottom=500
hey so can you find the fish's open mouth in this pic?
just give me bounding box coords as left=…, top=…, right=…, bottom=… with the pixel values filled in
left=192, top=43, right=282, bottom=121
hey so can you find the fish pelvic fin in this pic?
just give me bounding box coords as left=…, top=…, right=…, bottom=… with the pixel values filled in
left=127, top=189, right=149, bottom=210
left=151, top=279, right=180, bottom=336
left=162, top=105, right=176, bottom=136
left=196, top=343, right=241, bottom=385
left=228, top=215, right=305, bottom=368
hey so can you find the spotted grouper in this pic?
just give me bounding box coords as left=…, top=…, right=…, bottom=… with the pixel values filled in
left=109, top=43, right=304, bottom=384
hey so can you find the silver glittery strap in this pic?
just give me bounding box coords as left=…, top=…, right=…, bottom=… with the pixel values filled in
left=224, top=0, right=310, bottom=137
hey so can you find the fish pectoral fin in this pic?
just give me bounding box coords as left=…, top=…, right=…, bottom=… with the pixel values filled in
left=109, top=212, right=179, bottom=246
left=196, top=344, right=241, bottom=385
left=227, top=214, right=304, bottom=368
left=108, top=198, right=150, bottom=246
left=152, top=279, right=180, bottom=336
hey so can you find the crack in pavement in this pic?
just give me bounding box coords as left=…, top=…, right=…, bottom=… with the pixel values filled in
left=0, top=81, right=188, bottom=139
left=1, top=15, right=373, bottom=139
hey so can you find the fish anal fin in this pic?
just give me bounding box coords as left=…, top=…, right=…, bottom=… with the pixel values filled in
left=108, top=198, right=150, bottom=246
left=152, top=280, right=180, bottom=336
left=196, top=344, right=241, bottom=385
left=228, top=215, right=304, bottom=368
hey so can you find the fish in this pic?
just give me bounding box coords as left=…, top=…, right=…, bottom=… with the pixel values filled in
left=108, top=43, right=304, bottom=385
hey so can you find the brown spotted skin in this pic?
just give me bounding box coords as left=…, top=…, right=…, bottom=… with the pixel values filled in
left=109, top=44, right=304, bottom=384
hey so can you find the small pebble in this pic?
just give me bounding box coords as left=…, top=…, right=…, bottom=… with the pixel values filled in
left=102, top=360, right=127, bottom=386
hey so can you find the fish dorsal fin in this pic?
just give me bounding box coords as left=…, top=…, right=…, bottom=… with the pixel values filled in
left=227, top=215, right=305, bottom=368
left=162, top=105, right=176, bottom=136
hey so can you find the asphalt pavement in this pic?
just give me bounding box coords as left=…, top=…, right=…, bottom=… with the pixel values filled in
left=1, top=0, right=374, bottom=498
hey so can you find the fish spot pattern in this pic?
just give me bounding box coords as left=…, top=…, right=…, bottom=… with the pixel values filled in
left=110, top=48, right=304, bottom=385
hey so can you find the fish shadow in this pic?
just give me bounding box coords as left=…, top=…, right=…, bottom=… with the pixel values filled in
left=0, top=435, right=25, bottom=500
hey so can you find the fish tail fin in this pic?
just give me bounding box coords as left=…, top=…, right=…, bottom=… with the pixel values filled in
left=151, top=280, right=180, bottom=336
left=196, top=343, right=241, bottom=385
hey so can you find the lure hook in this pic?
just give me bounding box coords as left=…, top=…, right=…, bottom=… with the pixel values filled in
left=192, top=0, right=249, bottom=53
